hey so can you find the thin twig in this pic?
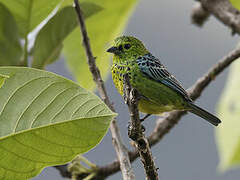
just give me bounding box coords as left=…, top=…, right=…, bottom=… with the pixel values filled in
left=95, top=46, right=240, bottom=179
left=123, top=74, right=159, bottom=180
left=72, top=0, right=135, bottom=180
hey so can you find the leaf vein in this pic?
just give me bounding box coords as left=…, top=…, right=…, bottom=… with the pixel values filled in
left=12, top=137, right=73, bottom=159
left=50, top=92, right=87, bottom=123
left=0, top=77, right=50, bottom=116
left=71, top=98, right=96, bottom=118
left=32, top=130, right=88, bottom=148
left=84, top=103, right=103, bottom=116
left=13, top=81, right=67, bottom=132
left=29, top=87, right=75, bottom=128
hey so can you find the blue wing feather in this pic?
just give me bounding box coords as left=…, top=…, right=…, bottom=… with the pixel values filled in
left=136, top=53, right=192, bottom=101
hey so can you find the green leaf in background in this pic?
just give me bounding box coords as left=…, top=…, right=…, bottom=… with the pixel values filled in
left=0, top=0, right=62, bottom=37
left=0, top=3, right=22, bottom=66
left=230, top=0, right=240, bottom=10
left=0, top=67, right=115, bottom=179
left=216, top=59, right=240, bottom=171
left=32, top=3, right=103, bottom=69
left=63, top=0, right=137, bottom=90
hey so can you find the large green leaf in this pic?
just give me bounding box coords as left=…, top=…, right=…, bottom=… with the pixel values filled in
left=0, top=3, right=22, bottom=66
left=0, top=0, right=62, bottom=37
left=0, top=67, right=115, bottom=179
left=32, top=3, right=103, bottom=69
left=216, top=59, right=240, bottom=171
left=63, top=0, right=137, bottom=90
left=230, top=0, right=240, bottom=10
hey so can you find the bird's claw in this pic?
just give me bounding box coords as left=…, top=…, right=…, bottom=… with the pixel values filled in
left=123, top=93, right=128, bottom=104
left=141, top=124, right=146, bottom=132
left=140, top=114, right=151, bottom=122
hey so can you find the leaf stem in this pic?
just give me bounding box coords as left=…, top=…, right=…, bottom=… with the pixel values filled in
left=22, top=36, right=29, bottom=66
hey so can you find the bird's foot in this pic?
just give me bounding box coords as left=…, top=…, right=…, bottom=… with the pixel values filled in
left=140, top=124, right=146, bottom=132
left=128, top=122, right=146, bottom=140
left=123, top=93, right=128, bottom=104
left=129, top=88, right=139, bottom=104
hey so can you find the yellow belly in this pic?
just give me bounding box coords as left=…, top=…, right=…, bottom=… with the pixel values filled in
left=138, top=99, right=176, bottom=114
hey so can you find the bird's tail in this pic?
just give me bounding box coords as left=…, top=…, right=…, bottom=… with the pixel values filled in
left=187, top=102, right=221, bottom=126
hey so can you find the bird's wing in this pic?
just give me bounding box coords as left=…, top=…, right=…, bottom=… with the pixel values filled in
left=136, top=53, right=192, bottom=101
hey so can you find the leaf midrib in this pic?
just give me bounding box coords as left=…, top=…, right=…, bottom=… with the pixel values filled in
left=0, top=113, right=116, bottom=141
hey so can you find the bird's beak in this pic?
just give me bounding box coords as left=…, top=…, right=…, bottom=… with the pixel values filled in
left=107, top=46, right=118, bottom=54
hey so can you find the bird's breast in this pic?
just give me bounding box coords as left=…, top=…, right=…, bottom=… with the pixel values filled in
left=111, top=62, right=139, bottom=95
left=111, top=64, right=126, bottom=95
left=138, top=99, right=176, bottom=114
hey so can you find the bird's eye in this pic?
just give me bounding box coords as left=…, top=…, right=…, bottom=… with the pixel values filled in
left=124, top=44, right=131, bottom=50
left=118, top=45, right=123, bottom=51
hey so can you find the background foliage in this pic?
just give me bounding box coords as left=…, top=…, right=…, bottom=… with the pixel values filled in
left=216, top=0, right=240, bottom=172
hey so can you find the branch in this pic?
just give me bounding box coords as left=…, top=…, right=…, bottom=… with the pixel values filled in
left=191, top=0, right=240, bottom=35
left=70, top=1, right=135, bottom=180
left=123, top=74, right=159, bottom=180
left=95, top=46, right=240, bottom=179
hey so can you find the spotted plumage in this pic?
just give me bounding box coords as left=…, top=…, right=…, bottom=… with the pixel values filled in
left=107, top=36, right=221, bottom=126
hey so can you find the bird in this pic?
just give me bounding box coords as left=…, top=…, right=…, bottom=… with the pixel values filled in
left=107, top=36, right=221, bottom=126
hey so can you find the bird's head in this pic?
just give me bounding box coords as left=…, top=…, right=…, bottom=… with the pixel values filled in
left=107, top=36, right=148, bottom=63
